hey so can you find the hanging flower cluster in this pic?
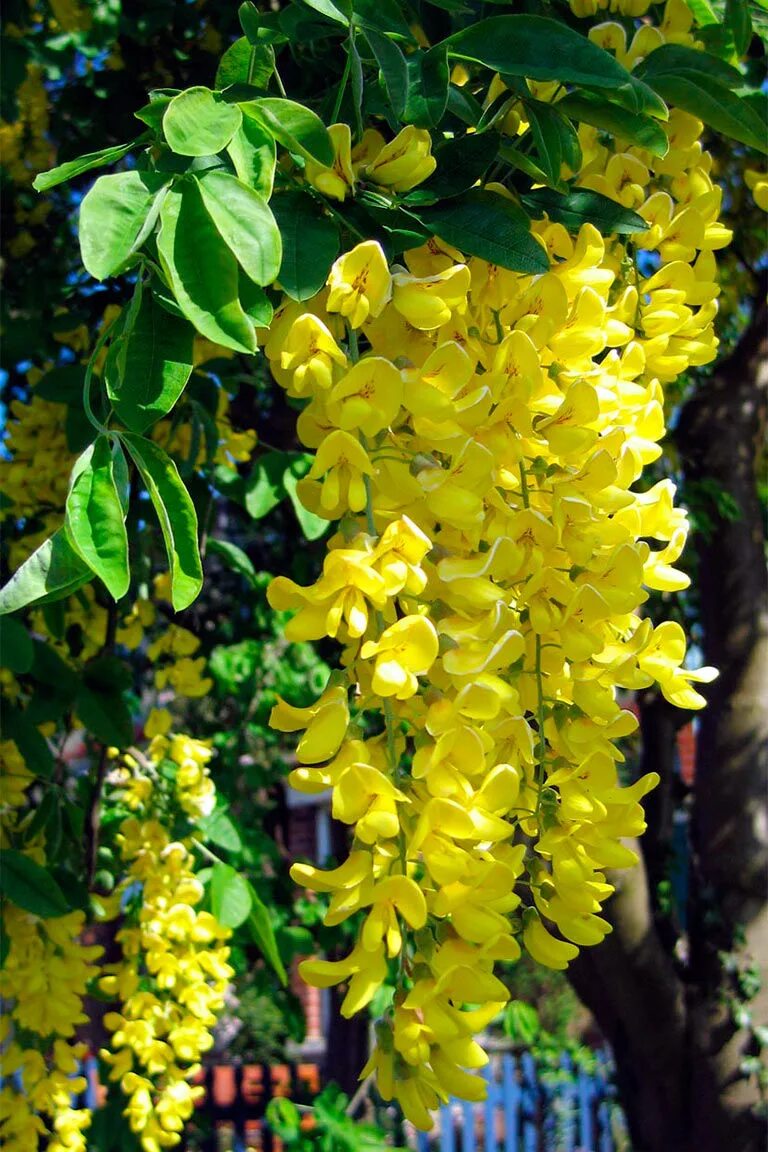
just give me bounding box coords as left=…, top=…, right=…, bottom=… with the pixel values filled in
left=98, top=735, right=232, bottom=1152
left=263, top=64, right=721, bottom=1121
left=0, top=357, right=253, bottom=1149
left=0, top=740, right=102, bottom=1152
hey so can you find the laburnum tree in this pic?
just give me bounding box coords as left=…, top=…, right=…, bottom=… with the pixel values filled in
left=0, top=2, right=766, bottom=1152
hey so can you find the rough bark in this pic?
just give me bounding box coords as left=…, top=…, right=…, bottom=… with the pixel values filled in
left=568, top=289, right=768, bottom=1152
left=679, top=287, right=768, bottom=1152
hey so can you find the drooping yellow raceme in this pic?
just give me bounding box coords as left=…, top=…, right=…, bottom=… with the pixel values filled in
left=265, top=32, right=722, bottom=1119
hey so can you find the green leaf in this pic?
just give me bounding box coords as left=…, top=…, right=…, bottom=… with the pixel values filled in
left=211, top=861, right=252, bottom=928
left=635, top=43, right=744, bottom=87
left=163, top=87, right=243, bottom=157
left=197, top=170, right=282, bottom=286
left=245, top=451, right=288, bottom=518
left=405, top=44, right=450, bottom=129
left=643, top=73, right=767, bottom=153
left=108, top=290, right=194, bottom=433
left=240, top=273, right=274, bottom=327
left=76, top=681, right=133, bottom=747
left=198, top=807, right=243, bottom=852
left=416, top=190, right=549, bottom=274
left=0, top=617, right=34, bottom=673
left=520, top=187, right=647, bottom=236
left=366, top=29, right=408, bottom=119
left=227, top=114, right=276, bottom=195
left=32, top=140, right=142, bottom=192
left=0, top=850, right=71, bottom=918
left=421, top=132, right=499, bottom=198
left=353, top=0, right=415, bottom=42
left=135, top=90, right=178, bottom=132
left=524, top=102, right=576, bottom=188
left=299, top=0, right=351, bottom=26
left=447, top=17, right=663, bottom=114
left=555, top=92, right=669, bottom=158
left=246, top=880, right=287, bottom=984
left=725, top=0, right=752, bottom=54
left=0, top=529, right=91, bottom=616
left=2, top=705, right=54, bottom=778
left=217, top=36, right=274, bottom=89
left=79, top=171, right=168, bottom=281
left=283, top=459, right=330, bottom=541
left=206, top=539, right=258, bottom=587
left=33, top=365, right=86, bottom=404
left=65, top=436, right=130, bottom=600
left=241, top=98, right=334, bottom=166
left=271, top=191, right=340, bottom=301
left=121, top=433, right=203, bottom=611
left=157, top=184, right=257, bottom=354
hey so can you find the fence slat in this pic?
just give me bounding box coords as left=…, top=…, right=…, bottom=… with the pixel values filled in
left=520, top=1052, right=538, bottom=1152
left=502, top=1053, right=520, bottom=1152
left=577, top=1067, right=595, bottom=1151
left=557, top=1053, right=577, bottom=1152
left=462, top=1098, right=476, bottom=1152
left=440, top=1102, right=456, bottom=1152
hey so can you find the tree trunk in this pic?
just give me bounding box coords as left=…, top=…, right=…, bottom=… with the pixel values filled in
left=568, top=290, right=768, bottom=1152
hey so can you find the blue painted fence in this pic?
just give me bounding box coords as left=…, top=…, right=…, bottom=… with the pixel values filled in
left=416, top=1052, right=621, bottom=1152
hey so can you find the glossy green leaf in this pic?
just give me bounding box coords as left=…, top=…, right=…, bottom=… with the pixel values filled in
left=366, top=29, right=408, bottom=119
left=353, top=0, right=415, bottom=42
left=227, top=114, right=276, bottom=195
left=635, top=43, right=744, bottom=87
left=239, top=273, right=274, bottom=327
left=76, top=681, right=133, bottom=747
left=283, top=460, right=330, bottom=541
left=299, top=0, right=350, bottom=25
left=521, top=187, right=647, bottom=236
left=0, top=850, right=71, bottom=918
left=241, top=97, right=334, bottom=166
left=135, top=90, right=178, bottom=132
left=0, top=617, right=33, bottom=673
left=422, top=132, right=499, bottom=198
left=245, top=451, right=287, bottom=518
left=197, top=169, right=282, bottom=286
left=79, top=171, right=168, bottom=281
left=163, top=87, right=242, bottom=156
left=0, top=529, right=91, bottom=615
left=211, top=861, right=252, bottom=928
left=644, top=73, right=767, bottom=153
left=157, top=184, right=257, bottom=354
left=447, top=16, right=665, bottom=116
left=32, top=139, right=141, bottom=192
left=726, top=0, right=752, bottom=55
left=555, top=92, right=669, bottom=158
left=416, top=190, right=549, bottom=274
left=108, top=290, right=194, bottom=433
left=216, top=36, right=274, bottom=89
left=271, top=191, right=340, bottom=301
left=65, top=436, right=130, bottom=600
left=525, top=101, right=580, bottom=187
left=405, top=44, right=449, bottom=129
left=198, top=806, right=243, bottom=852
left=206, top=539, right=258, bottom=587
left=246, top=880, right=287, bottom=984
left=33, top=365, right=86, bottom=404
left=2, top=704, right=54, bottom=778
left=121, top=433, right=203, bottom=611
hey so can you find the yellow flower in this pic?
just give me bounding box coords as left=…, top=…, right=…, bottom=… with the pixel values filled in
left=392, top=264, right=471, bottom=330
left=364, top=125, right=437, bottom=192
left=303, top=429, right=375, bottom=516
left=326, top=357, right=403, bottom=436
left=269, top=684, right=349, bottom=763
left=361, top=615, right=439, bottom=699
left=280, top=313, right=347, bottom=396
left=305, top=123, right=356, bottom=201
left=327, top=240, right=392, bottom=328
